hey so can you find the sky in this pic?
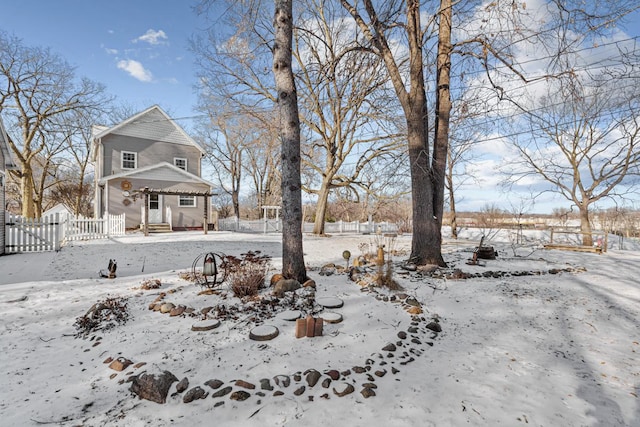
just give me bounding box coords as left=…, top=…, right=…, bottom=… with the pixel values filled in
left=1, top=1, right=639, bottom=214
left=0, top=0, right=211, bottom=125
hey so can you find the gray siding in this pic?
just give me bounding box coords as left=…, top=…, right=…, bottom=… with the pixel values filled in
left=0, top=174, right=5, bottom=255
left=107, top=179, right=211, bottom=229
left=101, top=134, right=202, bottom=177
left=0, top=137, right=5, bottom=255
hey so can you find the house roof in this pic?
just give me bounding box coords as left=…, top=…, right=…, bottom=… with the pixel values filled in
left=0, top=116, right=18, bottom=171
left=98, top=161, right=214, bottom=189
left=43, top=203, right=74, bottom=217
left=91, top=105, right=205, bottom=161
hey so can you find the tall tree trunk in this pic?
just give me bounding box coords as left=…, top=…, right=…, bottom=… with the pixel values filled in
left=312, top=179, right=331, bottom=235
left=578, top=203, right=593, bottom=246
left=434, top=0, right=453, bottom=239
left=446, top=147, right=457, bottom=239
left=405, top=0, right=446, bottom=266
left=20, top=163, right=35, bottom=218
left=273, top=0, right=307, bottom=283
left=232, top=190, right=240, bottom=219
left=448, top=186, right=458, bottom=239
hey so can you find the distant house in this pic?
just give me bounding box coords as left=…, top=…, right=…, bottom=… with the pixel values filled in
left=1, top=117, right=17, bottom=254
left=42, top=203, right=74, bottom=218
left=90, top=105, right=214, bottom=231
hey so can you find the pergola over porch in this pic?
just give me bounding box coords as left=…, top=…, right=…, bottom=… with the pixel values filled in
left=136, top=186, right=218, bottom=236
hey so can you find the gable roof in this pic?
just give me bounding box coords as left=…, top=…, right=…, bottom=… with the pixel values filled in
left=0, top=116, right=18, bottom=171
left=91, top=105, right=205, bottom=161
left=97, top=161, right=214, bottom=188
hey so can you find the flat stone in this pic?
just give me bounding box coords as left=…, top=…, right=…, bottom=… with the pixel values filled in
left=183, top=386, right=208, bottom=403
left=191, top=319, right=221, bottom=332
left=160, top=303, right=175, bottom=314
left=205, top=379, right=224, bottom=389
left=169, top=305, right=186, bottom=317
left=382, top=343, right=397, bottom=352
left=211, top=386, right=232, bottom=398
left=325, top=370, right=340, bottom=380
left=321, top=312, right=343, bottom=324
left=361, top=387, right=376, bottom=398
left=235, top=380, right=256, bottom=390
left=273, top=375, right=290, bottom=388
left=108, top=357, right=133, bottom=372
left=175, top=377, right=189, bottom=393
left=230, top=390, right=251, bottom=401
left=277, top=310, right=302, bottom=321
left=316, top=297, right=344, bottom=309
left=333, top=383, right=355, bottom=397
left=426, top=321, right=442, bottom=333
left=305, top=369, right=322, bottom=387
left=260, top=378, right=273, bottom=391
left=249, top=325, right=279, bottom=341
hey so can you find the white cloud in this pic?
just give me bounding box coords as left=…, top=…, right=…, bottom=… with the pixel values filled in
left=116, top=59, right=153, bottom=82
left=134, top=29, right=168, bottom=45
left=104, top=47, right=118, bottom=55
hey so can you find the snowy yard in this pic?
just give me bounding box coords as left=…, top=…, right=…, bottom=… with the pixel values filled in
left=1, top=230, right=639, bottom=426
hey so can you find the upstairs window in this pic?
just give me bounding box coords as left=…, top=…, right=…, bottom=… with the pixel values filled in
left=174, top=158, right=187, bottom=170
left=121, top=151, right=137, bottom=169
left=179, top=195, right=196, bottom=207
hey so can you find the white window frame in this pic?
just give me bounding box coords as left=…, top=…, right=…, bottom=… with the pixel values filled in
left=121, top=151, right=137, bottom=169
left=174, top=157, right=187, bottom=170
left=179, top=195, right=197, bottom=207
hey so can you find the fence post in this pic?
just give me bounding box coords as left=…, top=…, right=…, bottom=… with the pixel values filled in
left=53, top=213, right=61, bottom=251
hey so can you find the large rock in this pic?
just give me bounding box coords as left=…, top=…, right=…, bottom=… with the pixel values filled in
left=129, top=370, right=178, bottom=404
left=273, top=279, right=301, bottom=298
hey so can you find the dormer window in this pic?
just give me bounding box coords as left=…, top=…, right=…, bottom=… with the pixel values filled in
left=174, top=157, right=187, bottom=170
left=122, top=151, right=137, bottom=169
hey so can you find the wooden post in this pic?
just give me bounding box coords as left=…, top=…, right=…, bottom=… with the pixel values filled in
left=203, top=195, right=209, bottom=235
left=143, top=191, right=149, bottom=236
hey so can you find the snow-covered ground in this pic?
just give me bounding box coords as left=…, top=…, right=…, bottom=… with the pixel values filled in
left=1, top=229, right=639, bottom=426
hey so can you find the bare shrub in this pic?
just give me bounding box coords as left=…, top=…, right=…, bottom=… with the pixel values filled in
left=222, top=251, right=271, bottom=299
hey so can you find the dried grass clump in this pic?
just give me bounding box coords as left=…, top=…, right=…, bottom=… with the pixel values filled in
left=222, top=251, right=271, bottom=299
left=140, top=278, right=161, bottom=290
left=376, top=261, right=403, bottom=291
left=73, top=296, right=129, bottom=337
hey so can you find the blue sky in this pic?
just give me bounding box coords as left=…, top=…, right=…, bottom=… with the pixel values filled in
left=1, top=0, right=210, bottom=129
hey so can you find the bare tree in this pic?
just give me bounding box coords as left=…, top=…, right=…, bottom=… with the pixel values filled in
left=504, top=76, right=640, bottom=246
left=47, top=108, right=105, bottom=216
left=294, top=0, right=404, bottom=235
left=0, top=31, right=109, bottom=218
left=196, top=107, right=247, bottom=218
left=274, top=0, right=307, bottom=282
left=339, top=0, right=452, bottom=266
left=244, top=116, right=282, bottom=210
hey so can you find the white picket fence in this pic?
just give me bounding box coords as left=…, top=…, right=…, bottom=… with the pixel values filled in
left=4, top=212, right=126, bottom=253
left=218, top=217, right=399, bottom=234
left=63, top=213, right=126, bottom=242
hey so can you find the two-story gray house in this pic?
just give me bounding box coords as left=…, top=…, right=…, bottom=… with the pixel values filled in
left=91, top=105, right=214, bottom=231
left=1, top=117, right=17, bottom=254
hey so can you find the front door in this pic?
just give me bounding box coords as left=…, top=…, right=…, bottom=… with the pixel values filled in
left=148, top=194, right=163, bottom=224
